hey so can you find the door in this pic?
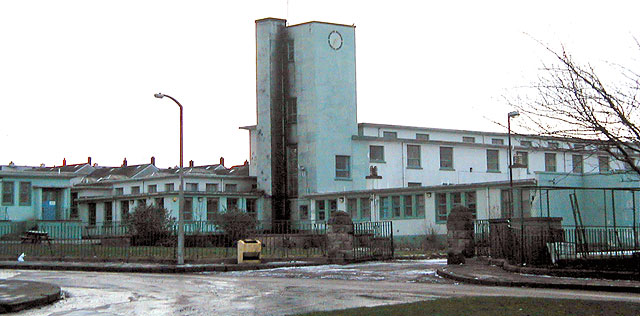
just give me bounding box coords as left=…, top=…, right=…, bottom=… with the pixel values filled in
left=42, top=189, right=58, bottom=220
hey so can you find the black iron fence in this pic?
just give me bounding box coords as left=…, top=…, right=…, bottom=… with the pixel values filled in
left=0, top=220, right=327, bottom=262
left=474, top=220, right=640, bottom=266
left=352, top=221, right=394, bottom=261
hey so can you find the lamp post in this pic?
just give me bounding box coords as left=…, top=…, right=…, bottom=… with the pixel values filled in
left=507, top=110, right=520, bottom=263
left=154, top=93, right=185, bottom=265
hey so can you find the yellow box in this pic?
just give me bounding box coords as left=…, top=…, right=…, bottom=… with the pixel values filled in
left=237, top=239, right=262, bottom=264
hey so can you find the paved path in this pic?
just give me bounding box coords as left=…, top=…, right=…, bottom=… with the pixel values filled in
left=0, top=276, right=60, bottom=313
left=3, top=260, right=640, bottom=316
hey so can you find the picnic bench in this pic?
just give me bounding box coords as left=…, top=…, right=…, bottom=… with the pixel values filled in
left=21, top=230, right=52, bottom=244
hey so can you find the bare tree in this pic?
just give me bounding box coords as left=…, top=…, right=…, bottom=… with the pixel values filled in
left=510, top=41, right=640, bottom=176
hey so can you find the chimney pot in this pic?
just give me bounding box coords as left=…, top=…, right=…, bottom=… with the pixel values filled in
left=151, top=156, right=156, bottom=166
left=88, top=157, right=92, bottom=165
left=220, top=157, right=225, bottom=167
left=122, top=158, right=127, bottom=167
left=189, top=160, right=194, bottom=168
left=63, top=158, right=67, bottom=166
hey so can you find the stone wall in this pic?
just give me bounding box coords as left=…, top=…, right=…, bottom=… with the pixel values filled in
left=326, top=211, right=354, bottom=263
left=446, top=206, right=475, bottom=264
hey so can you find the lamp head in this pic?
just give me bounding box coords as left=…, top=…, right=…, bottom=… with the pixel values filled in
left=154, top=93, right=165, bottom=99
left=508, top=111, right=520, bottom=118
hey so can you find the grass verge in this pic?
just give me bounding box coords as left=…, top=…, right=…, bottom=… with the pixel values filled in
left=296, top=297, right=640, bottom=316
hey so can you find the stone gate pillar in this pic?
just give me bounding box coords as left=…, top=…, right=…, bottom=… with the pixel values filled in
left=447, top=206, right=475, bottom=264
left=326, top=211, right=354, bottom=263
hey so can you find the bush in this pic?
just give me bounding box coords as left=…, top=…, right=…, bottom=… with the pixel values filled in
left=213, top=208, right=257, bottom=243
left=126, top=204, right=173, bottom=246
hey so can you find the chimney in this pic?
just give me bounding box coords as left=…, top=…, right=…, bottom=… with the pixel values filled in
left=244, top=160, right=249, bottom=166
left=122, top=157, right=127, bottom=167
left=87, top=156, right=92, bottom=165
left=151, top=156, right=156, bottom=166
left=220, top=157, right=225, bottom=167
left=63, top=158, right=67, bottom=166
left=189, top=160, right=194, bottom=168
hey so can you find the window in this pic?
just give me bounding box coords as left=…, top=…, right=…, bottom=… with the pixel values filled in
left=329, top=200, right=337, bottom=213
left=2, top=182, right=13, bottom=205
left=121, top=200, right=129, bottom=221
left=207, top=198, right=218, bottom=221
left=360, top=197, right=371, bottom=220
left=187, top=183, right=198, bottom=192
left=19, top=182, right=31, bottom=206
left=287, top=40, right=294, bottom=61
left=408, top=182, right=422, bottom=187
left=184, top=198, right=193, bottom=221
left=501, top=189, right=512, bottom=218
left=520, top=140, right=532, bottom=147
left=451, top=192, right=462, bottom=208
left=416, top=194, right=425, bottom=217
left=155, top=197, right=164, bottom=209
left=440, top=147, right=453, bottom=169
left=115, top=187, right=123, bottom=196
left=380, top=197, right=390, bottom=219
left=70, top=192, right=79, bottom=219
left=403, top=195, right=413, bottom=217
left=148, top=185, right=157, bottom=193
left=465, top=192, right=477, bottom=219
left=407, top=145, right=421, bottom=168
left=104, top=202, right=113, bottom=225
left=131, top=186, right=140, bottom=195
left=492, top=138, right=504, bottom=145
left=89, top=203, right=96, bottom=227
left=300, top=205, right=309, bottom=221
left=436, top=193, right=447, bottom=222
left=383, top=131, right=397, bottom=139
left=392, top=196, right=401, bottom=217
left=462, top=136, right=475, bottom=143
left=165, top=183, right=174, bottom=192
left=335, top=155, right=351, bottom=178
left=347, top=198, right=357, bottom=219
left=572, top=155, right=583, bottom=173
left=206, top=183, right=218, bottom=192
left=545, top=153, right=557, bottom=172
left=515, top=151, right=529, bottom=169
left=486, top=149, right=499, bottom=171
left=416, top=133, right=429, bottom=140
left=286, top=97, right=297, bottom=123
left=548, top=142, right=559, bottom=149
left=316, top=200, right=326, bottom=221
left=227, top=198, right=238, bottom=210
left=573, top=144, right=585, bottom=150
left=246, top=199, right=257, bottom=217
left=369, top=145, right=384, bottom=162
left=225, top=184, right=237, bottom=192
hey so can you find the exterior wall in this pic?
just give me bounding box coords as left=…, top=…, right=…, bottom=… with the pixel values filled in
left=0, top=174, right=73, bottom=221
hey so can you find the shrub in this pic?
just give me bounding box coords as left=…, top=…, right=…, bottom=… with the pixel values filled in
left=213, top=207, right=257, bottom=243
left=126, top=204, right=173, bottom=246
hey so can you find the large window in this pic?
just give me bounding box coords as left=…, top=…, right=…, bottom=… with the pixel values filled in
left=403, top=195, right=413, bottom=217
left=486, top=149, right=499, bottom=172
left=407, top=145, right=421, bottom=168
left=184, top=198, right=193, bottom=221
left=545, top=153, right=556, bottom=172
left=104, top=202, right=113, bottom=226
left=299, top=205, right=309, bottom=220
left=335, top=155, right=351, bottom=179
left=89, top=203, right=96, bottom=227
left=369, top=145, right=384, bottom=162
left=515, top=151, right=529, bottom=169
left=148, top=184, right=157, bottom=193
left=227, top=198, right=238, bottom=210
left=121, top=200, right=129, bottom=221
left=598, top=156, right=610, bottom=173
left=380, top=197, right=390, bottom=219
left=572, top=155, right=583, bottom=173
left=378, top=194, right=425, bottom=219
left=360, top=197, right=371, bottom=220
left=187, top=183, right=198, bottom=192
left=165, top=183, right=175, bottom=192
left=2, top=182, right=13, bottom=205
left=392, top=196, right=401, bottom=217
left=435, top=191, right=477, bottom=223
left=115, top=188, right=124, bottom=196
left=225, top=184, right=237, bottom=192
left=246, top=199, right=257, bottom=218
left=440, top=147, right=453, bottom=169
left=131, top=186, right=140, bottom=195
left=316, top=200, right=326, bottom=221
left=347, top=198, right=357, bottom=218
left=206, top=183, right=218, bottom=192
left=207, top=198, right=218, bottom=221
left=19, top=182, right=31, bottom=206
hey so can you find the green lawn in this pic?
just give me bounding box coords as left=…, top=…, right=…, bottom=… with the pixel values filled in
left=297, top=297, right=640, bottom=316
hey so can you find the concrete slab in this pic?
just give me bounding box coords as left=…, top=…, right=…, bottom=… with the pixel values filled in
left=0, top=280, right=61, bottom=313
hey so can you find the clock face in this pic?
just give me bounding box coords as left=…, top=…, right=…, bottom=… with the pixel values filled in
left=328, top=31, right=343, bottom=50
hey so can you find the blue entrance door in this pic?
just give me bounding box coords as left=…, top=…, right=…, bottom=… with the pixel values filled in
left=42, top=189, right=57, bottom=220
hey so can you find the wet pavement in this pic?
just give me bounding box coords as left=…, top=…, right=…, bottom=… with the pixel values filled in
left=3, top=259, right=640, bottom=315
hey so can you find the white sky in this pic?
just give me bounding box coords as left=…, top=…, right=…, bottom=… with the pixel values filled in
left=1, top=1, right=638, bottom=168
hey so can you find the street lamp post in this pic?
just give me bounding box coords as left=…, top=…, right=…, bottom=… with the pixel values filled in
left=507, top=110, right=520, bottom=263
left=154, top=93, right=185, bottom=265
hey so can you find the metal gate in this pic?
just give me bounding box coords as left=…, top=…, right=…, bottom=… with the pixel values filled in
left=352, top=221, right=394, bottom=261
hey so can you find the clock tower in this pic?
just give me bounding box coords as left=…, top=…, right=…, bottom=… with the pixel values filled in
left=254, top=18, right=359, bottom=223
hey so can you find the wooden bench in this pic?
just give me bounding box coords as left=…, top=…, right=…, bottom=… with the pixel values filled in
left=20, top=230, right=52, bottom=245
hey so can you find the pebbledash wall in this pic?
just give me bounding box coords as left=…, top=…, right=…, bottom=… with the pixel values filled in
left=243, top=17, right=640, bottom=244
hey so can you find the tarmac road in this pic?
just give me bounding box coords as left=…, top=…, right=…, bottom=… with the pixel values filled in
left=4, top=260, right=640, bottom=316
